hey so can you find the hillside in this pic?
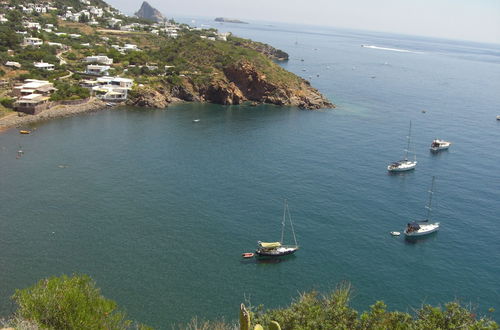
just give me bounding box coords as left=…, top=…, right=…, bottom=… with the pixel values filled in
left=0, top=0, right=333, bottom=117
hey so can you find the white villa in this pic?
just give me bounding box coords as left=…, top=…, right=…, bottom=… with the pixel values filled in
left=23, top=37, right=43, bottom=47
left=84, top=55, right=113, bottom=65
left=34, top=62, right=55, bottom=71
left=12, top=79, right=56, bottom=97
left=81, top=76, right=134, bottom=101
left=5, top=61, right=21, bottom=68
left=85, top=64, right=110, bottom=75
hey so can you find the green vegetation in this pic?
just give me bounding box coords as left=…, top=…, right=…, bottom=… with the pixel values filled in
left=10, top=274, right=150, bottom=330
left=2, top=275, right=496, bottom=329
left=250, top=283, right=498, bottom=329
left=50, top=81, right=90, bottom=101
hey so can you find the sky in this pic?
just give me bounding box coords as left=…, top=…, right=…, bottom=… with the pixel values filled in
left=107, top=0, right=500, bottom=44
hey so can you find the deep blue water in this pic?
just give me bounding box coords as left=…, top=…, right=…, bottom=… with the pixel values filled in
left=1, top=21, right=500, bottom=328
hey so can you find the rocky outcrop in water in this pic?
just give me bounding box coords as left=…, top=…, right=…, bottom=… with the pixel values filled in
left=135, top=1, right=165, bottom=23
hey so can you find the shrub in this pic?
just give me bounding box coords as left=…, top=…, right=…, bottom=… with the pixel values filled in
left=12, top=274, right=133, bottom=329
left=0, top=97, right=15, bottom=108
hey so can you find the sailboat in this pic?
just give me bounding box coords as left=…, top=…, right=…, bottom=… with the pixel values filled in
left=404, top=176, right=440, bottom=237
left=255, top=200, right=299, bottom=257
left=387, top=121, right=417, bottom=172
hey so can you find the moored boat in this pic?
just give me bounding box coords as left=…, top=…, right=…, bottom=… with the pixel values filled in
left=430, top=139, right=451, bottom=152
left=255, top=200, right=299, bottom=258
left=404, top=176, right=440, bottom=238
left=19, top=130, right=31, bottom=134
left=388, top=121, right=417, bottom=172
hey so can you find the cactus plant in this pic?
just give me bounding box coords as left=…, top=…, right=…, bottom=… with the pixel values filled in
left=240, top=303, right=251, bottom=330
left=240, top=303, right=280, bottom=330
left=269, top=320, right=281, bottom=330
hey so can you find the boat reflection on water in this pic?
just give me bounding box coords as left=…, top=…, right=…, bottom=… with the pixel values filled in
left=240, top=254, right=297, bottom=265
left=404, top=231, right=438, bottom=245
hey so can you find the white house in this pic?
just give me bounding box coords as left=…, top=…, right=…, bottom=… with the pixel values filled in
left=34, top=6, right=47, bottom=13
left=5, top=61, right=21, bottom=68
left=84, top=55, right=113, bottom=65
left=12, top=79, right=56, bottom=96
left=23, top=37, right=43, bottom=47
left=91, top=76, right=134, bottom=101
left=86, top=64, right=110, bottom=75
left=47, top=42, right=64, bottom=48
left=24, top=22, right=42, bottom=30
left=34, top=62, right=55, bottom=71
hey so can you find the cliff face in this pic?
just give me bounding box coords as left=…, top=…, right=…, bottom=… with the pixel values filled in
left=134, top=1, right=165, bottom=22
left=128, top=60, right=333, bottom=110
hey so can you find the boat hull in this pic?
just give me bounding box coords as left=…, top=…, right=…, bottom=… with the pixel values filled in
left=255, top=246, right=299, bottom=257
left=404, top=222, right=440, bottom=237
left=430, top=140, right=451, bottom=152
left=387, top=161, right=417, bottom=172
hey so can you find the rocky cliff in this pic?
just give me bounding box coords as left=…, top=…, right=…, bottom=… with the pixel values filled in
left=134, top=1, right=165, bottom=23
left=128, top=60, right=333, bottom=110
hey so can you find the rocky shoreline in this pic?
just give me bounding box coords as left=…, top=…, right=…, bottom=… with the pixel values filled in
left=0, top=98, right=108, bottom=132
left=128, top=60, right=334, bottom=110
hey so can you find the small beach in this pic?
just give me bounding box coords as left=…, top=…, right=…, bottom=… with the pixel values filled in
left=0, top=98, right=108, bottom=133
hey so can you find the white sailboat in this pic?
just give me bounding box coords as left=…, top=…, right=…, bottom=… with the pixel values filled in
left=388, top=121, right=417, bottom=172
left=404, top=176, right=440, bottom=237
left=255, top=200, right=299, bottom=257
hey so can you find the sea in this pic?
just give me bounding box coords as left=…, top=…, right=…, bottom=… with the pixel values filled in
left=1, top=19, right=500, bottom=328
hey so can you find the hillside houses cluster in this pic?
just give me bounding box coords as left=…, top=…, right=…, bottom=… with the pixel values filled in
left=0, top=0, right=238, bottom=116
left=12, top=79, right=56, bottom=114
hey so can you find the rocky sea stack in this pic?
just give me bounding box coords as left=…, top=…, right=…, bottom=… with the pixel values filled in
left=135, top=1, right=165, bottom=22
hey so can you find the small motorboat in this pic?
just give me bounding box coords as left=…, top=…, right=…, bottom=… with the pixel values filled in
left=19, top=130, right=31, bottom=134
left=496, top=115, right=500, bottom=120
left=242, top=252, right=254, bottom=258
left=192, top=119, right=200, bottom=123
left=430, top=139, right=451, bottom=152
left=390, top=231, right=401, bottom=236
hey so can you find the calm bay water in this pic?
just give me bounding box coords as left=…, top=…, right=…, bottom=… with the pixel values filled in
left=1, top=21, right=500, bottom=328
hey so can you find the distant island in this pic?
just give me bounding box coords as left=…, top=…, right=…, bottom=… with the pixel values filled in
left=135, top=1, right=165, bottom=23
left=214, top=17, right=248, bottom=24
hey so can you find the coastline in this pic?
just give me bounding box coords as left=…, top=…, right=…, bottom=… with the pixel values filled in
left=0, top=98, right=108, bottom=133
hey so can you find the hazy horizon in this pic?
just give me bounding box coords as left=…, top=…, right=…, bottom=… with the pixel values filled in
left=107, top=0, right=500, bottom=45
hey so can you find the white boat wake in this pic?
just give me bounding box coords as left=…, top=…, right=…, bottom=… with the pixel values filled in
left=361, top=45, right=422, bottom=54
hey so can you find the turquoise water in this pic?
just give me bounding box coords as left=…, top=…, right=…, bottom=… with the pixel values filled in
left=1, top=22, right=500, bottom=327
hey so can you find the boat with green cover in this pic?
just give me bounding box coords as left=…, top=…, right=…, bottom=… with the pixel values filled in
left=255, top=200, right=299, bottom=257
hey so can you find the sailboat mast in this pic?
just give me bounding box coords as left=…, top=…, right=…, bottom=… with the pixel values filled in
left=425, top=176, right=435, bottom=221
left=404, top=121, right=412, bottom=161
left=281, top=199, right=287, bottom=244
left=287, top=203, right=298, bottom=246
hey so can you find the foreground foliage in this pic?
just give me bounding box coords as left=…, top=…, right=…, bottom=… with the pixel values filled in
left=12, top=274, right=150, bottom=330
left=3, top=275, right=498, bottom=329
left=251, top=283, right=498, bottom=330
